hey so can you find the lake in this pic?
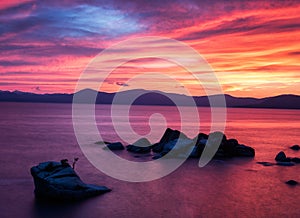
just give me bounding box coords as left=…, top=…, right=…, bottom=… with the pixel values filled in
left=0, top=102, right=299, bottom=217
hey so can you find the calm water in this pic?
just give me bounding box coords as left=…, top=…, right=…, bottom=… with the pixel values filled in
left=0, top=102, right=300, bottom=218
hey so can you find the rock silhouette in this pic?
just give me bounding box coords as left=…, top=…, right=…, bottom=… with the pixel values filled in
left=100, top=128, right=255, bottom=159
left=285, top=180, right=298, bottom=186
left=290, top=144, right=300, bottom=151
left=31, top=160, right=111, bottom=201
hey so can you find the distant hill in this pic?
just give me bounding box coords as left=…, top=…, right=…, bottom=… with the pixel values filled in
left=0, top=89, right=300, bottom=109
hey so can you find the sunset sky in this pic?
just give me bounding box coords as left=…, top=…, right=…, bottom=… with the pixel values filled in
left=1, top=0, right=300, bottom=97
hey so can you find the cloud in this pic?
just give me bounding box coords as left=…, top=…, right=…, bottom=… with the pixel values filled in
left=0, top=71, right=31, bottom=75
left=116, top=82, right=129, bottom=87
left=0, top=60, right=37, bottom=66
left=1, top=0, right=300, bottom=97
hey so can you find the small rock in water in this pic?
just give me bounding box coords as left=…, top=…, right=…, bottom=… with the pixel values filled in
left=285, top=180, right=298, bottom=186
left=275, top=151, right=289, bottom=162
left=290, top=145, right=300, bottom=151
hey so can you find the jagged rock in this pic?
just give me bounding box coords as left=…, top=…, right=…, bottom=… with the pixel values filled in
left=290, top=145, right=300, bottom=151
left=152, top=128, right=189, bottom=153
left=285, top=180, right=298, bottom=185
left=31, top=160, right=111, bottom=201
left=275, top=151, right=289, bottom=162
left=104, top=142, right=124, bottom=150
left=209, top=131, right=227, bottom=142
left=127, top=138, right=152, bottom=153
left=190, top=134, right=208, bottom=158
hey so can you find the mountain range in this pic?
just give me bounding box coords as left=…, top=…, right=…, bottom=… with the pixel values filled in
left=0, top=89, right=300, bottom=109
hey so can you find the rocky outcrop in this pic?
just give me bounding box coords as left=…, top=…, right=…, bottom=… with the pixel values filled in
left=100, top=128, right=255, bottom=160
left=31, top=160, right=111, bottom=201
left=152, top=128, right=255, bottom=159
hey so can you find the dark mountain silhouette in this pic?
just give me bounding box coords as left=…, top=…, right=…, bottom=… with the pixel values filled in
left=0, top=89, right=300, bottom=109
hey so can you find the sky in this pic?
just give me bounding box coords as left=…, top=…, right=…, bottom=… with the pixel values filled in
left=0, top=0, right=300, bottom=97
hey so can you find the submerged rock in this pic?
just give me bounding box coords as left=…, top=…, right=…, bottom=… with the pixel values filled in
left=104, top=142, right=124, bottom=150
left=285, top=180, right=298, bottom=186
left=31, top=160, right=111, bottom=201
left=290, top=145, right=300, bottom=151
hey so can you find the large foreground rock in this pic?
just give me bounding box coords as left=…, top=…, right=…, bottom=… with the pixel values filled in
left=31, top=160, right=111, bottom=201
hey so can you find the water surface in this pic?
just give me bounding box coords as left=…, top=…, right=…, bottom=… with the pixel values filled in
left=0, top=102, right=299, bottom=218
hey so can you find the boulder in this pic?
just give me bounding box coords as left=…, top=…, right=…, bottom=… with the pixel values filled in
left=126, top=138, right=152, bottom=153
left=275, top=151, right=288, bottom=162
left=285, top=180, right=298, bottom=185
left=290, top=145, right=300, bottom=151
left=104, top=142, right=124, bottom=150
left=31, top=160, right=111, bottom=201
